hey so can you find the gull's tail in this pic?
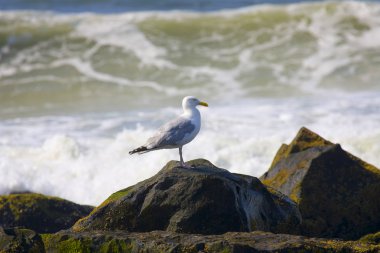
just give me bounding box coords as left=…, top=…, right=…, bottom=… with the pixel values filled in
left=129, top=146, right=148, bottom=155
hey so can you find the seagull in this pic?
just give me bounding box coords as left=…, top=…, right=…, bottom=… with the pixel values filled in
left=129, top=96, right=208, bottom=168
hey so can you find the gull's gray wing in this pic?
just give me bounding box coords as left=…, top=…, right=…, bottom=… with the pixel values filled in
left=146, top=116, right=195, bottom=149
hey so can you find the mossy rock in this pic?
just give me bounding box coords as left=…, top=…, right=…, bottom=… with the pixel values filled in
left=42, top=230, right=380, bottom=253
left=360, top=231, right=380, bottom=245
left=0, top=227, right=45, bottom=253
left=73, top=159, right=301, bottom=235
left=261, top=127, right=380, bottom=240
left=0, top=193, right=93, bottom=233
left=268, top=127, right=333, bottom=170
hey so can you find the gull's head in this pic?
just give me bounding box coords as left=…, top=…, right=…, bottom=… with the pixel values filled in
left=182, top=96, right=208, bottom=110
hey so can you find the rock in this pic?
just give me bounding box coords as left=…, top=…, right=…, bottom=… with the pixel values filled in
left=43, top=230, right=380, bottom=253
left=261, top=127, right=380, bottom=240
left=73, top=159, right=301, bottom=235
left=360, top=231, right=380, bottom=245
left=0, top=227, right=45, bottom=253
left=0, top=193, right=93, bottom=233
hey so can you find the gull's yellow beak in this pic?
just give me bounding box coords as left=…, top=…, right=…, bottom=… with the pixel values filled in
left=198, top=101, right=208, bottom=107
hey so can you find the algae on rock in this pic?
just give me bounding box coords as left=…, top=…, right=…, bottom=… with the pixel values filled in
left=261, top=127, right=380, bottom=240
left=0, top=193, right=93, bottom=233
left=43, top=230, right=380, bottom=253
left=360, top=231, right=380, bottom=245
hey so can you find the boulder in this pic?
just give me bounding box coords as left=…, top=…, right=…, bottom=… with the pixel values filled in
left=0, top=227, right=45, bottom=253
left=0, top=193, right=93, bottom=233
left=73, top=159, right=301, bottom=235
left=43, top=230, right=380, bottom=253
left=360, top=231, right=380, bottom=245
left=261, top=127, right=380, bottom=240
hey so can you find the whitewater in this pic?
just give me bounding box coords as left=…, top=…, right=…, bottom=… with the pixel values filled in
left=1, top=1, right=380, bottom=205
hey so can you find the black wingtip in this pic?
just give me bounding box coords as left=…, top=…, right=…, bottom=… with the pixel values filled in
left=129, top=146, right=148, bottom=155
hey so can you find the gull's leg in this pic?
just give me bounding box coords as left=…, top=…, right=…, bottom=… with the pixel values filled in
left=179, top=146, right=191, bottom=168
left=179, top=146, right=185, bottom=166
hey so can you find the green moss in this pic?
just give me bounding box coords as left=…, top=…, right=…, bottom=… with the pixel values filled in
left=105, top=186, right=134, bottom=203
left=262, top=168, right=290, bottom=189
left=328, top=239, right=380, bottom=252
left=0, top=193, right=55, bottom=220
left=220, top=247, right=232, bottom=253
left=359, top=231, right=380, bottom=244
left=263, top=127, right=333, bottom=193
left=269, top=144, right=289, bottom=169
left=73, top=186, right=135, bottom=232
left=0, top=192, right=93, bottom=233
left=99, top=239, right=132, bottom=253
left=42, top=233, right=95, bottom=252
left=262, top=165, right=304, bottom=204
left=41, top=233, right=55, bottom=249
left=289, top=181, right=302, bottom=203
left=91, top=185, right=134, bottom=213
left=266, top=127, right=333, bottom=172
left=44, top=233, right=134, bottom=253
left=205, top=242, right=232, bottom=253
left=56, top=238, right=92, bottom=253
left=286, top=127, right=333, bottom=155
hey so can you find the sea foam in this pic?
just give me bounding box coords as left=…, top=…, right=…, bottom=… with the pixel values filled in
left=1, top=92, right=380, bottom=205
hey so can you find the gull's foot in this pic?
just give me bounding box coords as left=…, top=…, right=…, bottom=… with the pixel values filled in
left=180, top=162, right=193, bottom=169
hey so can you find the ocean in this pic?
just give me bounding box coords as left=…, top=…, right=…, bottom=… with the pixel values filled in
left=1, top=0, right=380, bottom=205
